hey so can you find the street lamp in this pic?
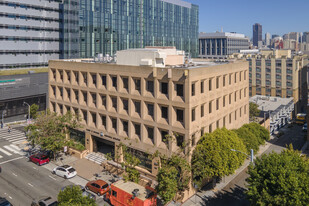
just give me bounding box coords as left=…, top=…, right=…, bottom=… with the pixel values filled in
left=231, top=148, right=254, bottom=163
left=23, top=102, right=30, bottom=122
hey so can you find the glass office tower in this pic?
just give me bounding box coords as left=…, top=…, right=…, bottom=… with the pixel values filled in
left=78, top=0, right=199, bottom=58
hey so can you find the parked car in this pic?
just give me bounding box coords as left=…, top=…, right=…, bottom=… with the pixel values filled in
left=85, top=179, right=110, bottom=196
left=61, top=185, right=96, bottom=200
left=29, top=153, right=50, bottom=166
left=52, top=165, right=77, bottom=179
left=302, top=123, right=307, bottom=132
left=0, top=198, right=12, bottom=206
left=31, top=197, right=57, bottom=206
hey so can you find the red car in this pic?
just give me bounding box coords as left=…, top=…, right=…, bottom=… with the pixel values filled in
left=29, top=154, right=50, bottom=166
left=85, top=179, right=109, bottom=196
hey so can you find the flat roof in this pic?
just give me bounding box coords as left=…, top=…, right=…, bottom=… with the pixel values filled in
left=112, top=180, right=154, bottom=201
left=199, top=32, right=247, bottom=39
left=250, top=95, right=294, bottom=112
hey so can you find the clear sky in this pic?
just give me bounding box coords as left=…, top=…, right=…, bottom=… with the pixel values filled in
left=188, top=0, right=309, bottom=38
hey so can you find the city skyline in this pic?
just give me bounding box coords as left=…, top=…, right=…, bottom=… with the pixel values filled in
left=190, top=0, right=309, bottom=37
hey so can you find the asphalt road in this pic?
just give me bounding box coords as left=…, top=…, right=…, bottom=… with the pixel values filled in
left=200, top=124, right=306, bottom=206
left=0, top=128, right=108, bottom=206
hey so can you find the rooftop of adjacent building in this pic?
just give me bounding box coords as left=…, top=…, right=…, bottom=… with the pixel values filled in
left=250, top=95, right=294, bottom=112
left=199, top=31, right=248, bottom=39
left=230, top=49, right=308, bottom=59
left=57, top=47, right=243, bottom=70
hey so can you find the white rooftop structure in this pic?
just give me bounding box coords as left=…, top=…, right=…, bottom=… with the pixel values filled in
left=199, top=32, right=247, bottom=39
left=161, top=0, right=192, bottom=8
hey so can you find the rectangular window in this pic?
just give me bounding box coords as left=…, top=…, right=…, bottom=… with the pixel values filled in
left=201, top=105, right=204, bottom=117
left=216, top=77, right=219, bottom=89
left=66, top=88, right=70, bottom=100
left=244, top=71, right=247, bottom=80
left=101, top=75, right=106, bottom=86
left=74, top=71, right=79, bottom=84
left=216, top=99, right=219, bottom=110
left=209, top=101, right=212, bottom=113
left=101, top=115, right=106, bottom=128
left=83, top=92, right=87, bottom=103
left=209, top=79, right=212, bottom=91
left=133, top=78, right=141, bottom=93
left=66, top=71, right=71, bottom=82
left=223, top=76, right=226, bottom=87
left=176, top=109, right=184, bottom=122
left=112, top=76, right=117, bottom=89
left=92, top=74, right=97, bottom=86
left=134, top=101, right=141, bottom=115
left=223, top=96, right=226, bottom=107
left=235, top=73, right=237, bottom=83
left=161, top=106, right=168, bottom=120
left=201, top=81, right=204, bottom=93
left=176, top=134, right=184, bottom=148
left=229, top=74, right=232, bottom=85
left=123, top=99, right=128, bottom=112
left=209, top=124, right=212, bottom=133
left=176, top=84, right=184, bottom=97
left=216, top=120, right=219, bottom=129
left=147, top=126, right=154, bottom=142
left=192, top=108, right=195, bottom=121
left=147, top=103, right=154, bottom=117
left=229, top=113, right=232, bottom=123
left=223, top=116, right=226, bottom=127
left=91, top=93, right=96, bottom=106
left=191, top=83, right=195, bottom=96
left=161, top=130, right=169, bottom=144
left=112, top=190, right=117, bottom=197
left=235, top=111, right=237, bottom=120
left=82, top=110, right=87, bottom=122
left=147, top=80, right=154, bottom=93
left=101, top=95, right=106, bottom=107
left=123, top=120, right=128, bottom=134
left=234, top=92, right=237, bottom=102
left=74, top=90, right=78, bottom=102
left=122, top=77, right=128, bottom=90
left=112, top=118, right=117, bottom=131
left=161, top=82, right=168, bottom=95
left=111, top=97, right=117, bottom=110
left=134, top=123, right=141, bottom=137
left=82, top=72, right=87, bottom=84
left=92, top=113, right=96, bottom=125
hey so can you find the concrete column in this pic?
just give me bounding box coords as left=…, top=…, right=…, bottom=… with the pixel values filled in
left=85, top=132, right=93, bottom=153
left=152, top=156, right=161, bottom=176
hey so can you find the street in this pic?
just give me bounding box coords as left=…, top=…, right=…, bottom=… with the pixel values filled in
left=199, top=124, right=306, bottom=206
left=0, top=127, right=108, bottom=205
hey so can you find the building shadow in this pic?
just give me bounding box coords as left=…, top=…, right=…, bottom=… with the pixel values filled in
left=199, top=185, right=250, bottom=206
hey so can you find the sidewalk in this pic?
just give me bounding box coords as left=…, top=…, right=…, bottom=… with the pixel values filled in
left=178, top=136, right=276, bottom=206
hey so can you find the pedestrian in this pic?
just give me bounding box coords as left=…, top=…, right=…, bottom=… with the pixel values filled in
left=8, top=126, right=11, bottom=133
left=0, top=121, right=3, bottom=129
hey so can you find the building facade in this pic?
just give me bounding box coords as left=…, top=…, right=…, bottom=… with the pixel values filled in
left=0, top=0, right=62, bottom=69
left=48, top=48, right=249, bottom=176
left=253, top=23, right=262, bottom=47
left=77, top=0, right=199, bottom=58
left=199, top=32, right=249, bottom=59
left=265, top=32, right=271, bottom=47
left=247, top=50, right=308, bottom=113
left=0, top=73, right=48, bottom=122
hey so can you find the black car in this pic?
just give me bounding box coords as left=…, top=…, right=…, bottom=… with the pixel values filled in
left=0, top=198, right=12, bottom=206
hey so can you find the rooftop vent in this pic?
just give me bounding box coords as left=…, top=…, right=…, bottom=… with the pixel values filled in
left=132, top=189, right=139, bottom=199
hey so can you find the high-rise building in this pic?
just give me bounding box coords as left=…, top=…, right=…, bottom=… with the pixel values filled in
left=77, top=0, right=199, bottom=58
left=303, top=32, right=309, bottom=43
left=265, top=32, right=271, bottom=46
left=48, top=47, right=249, bottom=177
left=0, top=0, right=62, bottom=69
left=199, top=32, right=250, bottom=59
left=272, top=34, right=280, bottom=39
left=253, top=23, right=262, bottom=47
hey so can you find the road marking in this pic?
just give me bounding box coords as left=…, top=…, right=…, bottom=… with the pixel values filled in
left=8, top=137, right=25, bottom=142
left=33, top=167, right=37, bottom=170
left=12, top=173, right=17, bottom=177
left=28, top=183, right=34, bottom=187
left=49, top=175, right=57, bottom=180
left=0, top=155, right=2, bottom=159
left=0, top=148, right=12, bottom=156
left=9, top=144, right=21, bottom=151
left=8, top=196, right=12, bottom=199
left=0, top=156, right=23, bottom=165
left=12, top=140, right=28, bottom=144
left=3, top=145, right=22, bottom=155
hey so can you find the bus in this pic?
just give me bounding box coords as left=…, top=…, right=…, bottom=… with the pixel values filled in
left=296, top=113, right=306, bottom=125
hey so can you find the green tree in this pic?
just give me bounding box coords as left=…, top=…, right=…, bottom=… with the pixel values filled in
left=25, top=110, right=81, bottom=159
left=191, top=128, right=247, bottom=187
left=156, top=165, right=178, bottom=203
left=30, top=104, right=39, bottom=119
left=242, top=122, right=270, bottom=142
left=234, top=127, right=260, bottom=153
left=121, top=144, right=141, bottom=183
left=249, top=102, right=260, bottom=121
left=58, top=185, right=96, bottom=206
left=246, top=146, right=309, bottom=206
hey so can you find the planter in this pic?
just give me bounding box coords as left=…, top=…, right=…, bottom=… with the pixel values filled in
left=68, top=148, right=88, bottom=159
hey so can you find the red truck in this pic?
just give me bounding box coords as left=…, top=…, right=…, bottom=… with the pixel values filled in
left=105, top=179, right=157, bottom=206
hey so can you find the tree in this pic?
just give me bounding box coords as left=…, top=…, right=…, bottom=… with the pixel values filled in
left=121, top=144, right=141, bottom=183
left=156, top=154, right=191, bottom=204
left=234, top=127, right=260, bottom=153
left=191, top=128, right=247, bottom=187
left=242, top=122, right=270, bottom=142
left=25, top=110, right=81, bottom=159
left=58, top=185, right=96, bottom=206
left=249, top=102, right=260, bottom=121
left=246, top=146, right=309, bottom=206
left=30, top=104, right=39, bottom=119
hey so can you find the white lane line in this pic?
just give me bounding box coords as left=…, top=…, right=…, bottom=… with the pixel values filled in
left=0, top=156, right=23, bottom=165
left=0, top=155, right=2, bottom=159
left=8, top=137, right=26, bottom=142
left=33, top=167, right=37, bottom=170
left=9, top=144, right=21, bottom=151
left=11, top=140, right=27, bottom=144
left=3, top=145, right=22, bottom=155
left=28, top=183, right=34, bottom=187
left=0, top=148, right=12, bottom=156
left=49, top=175, right=57, bottom=180
left=6, top=135, right=25, bottom=140
left=12, top=173, right=17, bottom=177
left=8, top=196, right=12, bottom=199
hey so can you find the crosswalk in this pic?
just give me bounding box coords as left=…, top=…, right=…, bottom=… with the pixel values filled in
left=0, top=128, right=27, bottom=159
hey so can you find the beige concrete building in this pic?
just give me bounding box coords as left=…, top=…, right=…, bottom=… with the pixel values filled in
left=48, top=48, right=249, bottom=177
left=239, top=50, right=308, bottom=113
